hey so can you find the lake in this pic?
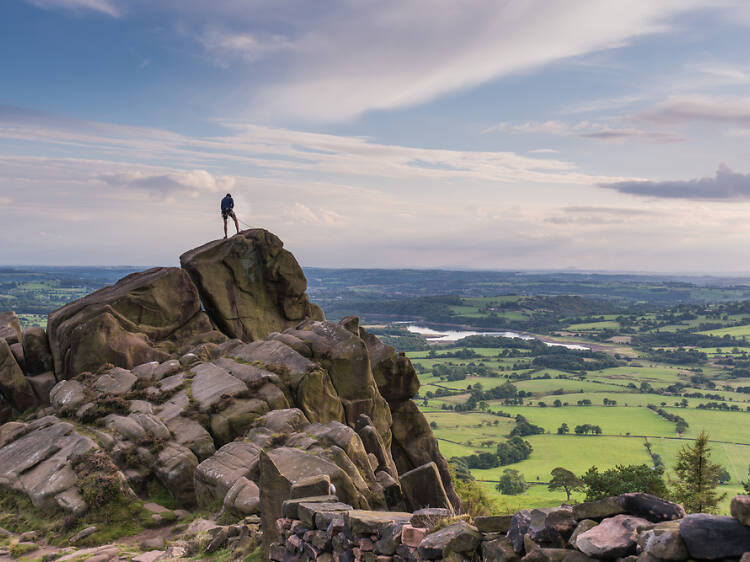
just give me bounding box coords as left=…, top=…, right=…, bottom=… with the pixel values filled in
left=405, top=325, right=589, bottom=350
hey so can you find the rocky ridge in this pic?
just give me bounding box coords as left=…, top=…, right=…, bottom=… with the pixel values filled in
left=0, top=229, right=459, bottom=559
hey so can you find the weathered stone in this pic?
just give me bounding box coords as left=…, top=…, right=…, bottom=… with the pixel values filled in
left=573, top=497, right=626, bottom=521
left=509, top=510, right=532, bottom=554
left=298, top=501, right=352, bottom=528
left=0, top=312, right=22, bottom=345
left=259, top=447, right=365, bottom=546
left=355, top=415, right=399, bottom=478
left=22, top=326, right=53, bottom=375
left=254, top=408, right=309, bottom=434
left=731, top=494, right=750, bottom=526
left=105, top=414, right=147, bottom=442
left=50, top=379, right=85, bottom=411
left=282, top=495, right=339, bottom=519
left=189, top=362, right=247, bottom=412
left=524, top=548, right=570, bottom=562
left=228, top=340, right=314, bottom=389
left=402, top=524, right=429, bottom=548
left=223, top=476, right=260, bottom=515
left=360, top=327, right=420, bottom=403
left=575, top=514, right=651, bottom=559
left=69, top=526, right=97, bottom=544
left=679, top=513, right=750, bottom=560
left=194, top=441, right=261, bottom=508
left=482, top=537, right=520, bottom=562
left=0, top=338, right=37, bottom=412
left=88, top=365, right=135, bottom=396
left=389, top=399, right=460, bottom=512
left=153, top=359, right=181, bottom=380
left=180, top=229, right=324, bottom=341
left=132, top=361, right=160, bottom=381
left=410, top=508, right=452, bottom=528
left=399, top=462, right=453, bottom=512
left=48, top=267, right=219, bottom=379
left=617, top=493, right=685, bottom=522
left=165, top=416, right=215, bottom=460
left=569, top=519, right=597, bottom=547
left=376, top=522, right=405, bottom=555
left=154, top=443, right=198, bottom=505
left=345, top=510, right=412, bottom=536
left=27, top=372, right=56, bottom=405
left=296, top=368, right=346, bottom=425
left=376, top=470, right=405, bottom=511
left=637, top=520, right=687, bottom=561
left=55, top=487, right=88, bottom=515
left=417, top=520, right=481, bottom=559
left=290, top=473, right=332, bottom=499
left=528, top=507, right=576, bottom=547
left=210, top=398, right=269, bottom=445
left=475, top=514, right=512, bottom=533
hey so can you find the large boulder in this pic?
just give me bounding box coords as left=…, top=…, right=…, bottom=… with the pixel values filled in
left=389, top=399, right=461, bottom=512
left=0, top=312, right=22, bottom=345
left=289, top=321, right=393, bottom=445
left=360, top=326, right=420, bottom=403
left=575, top=514, right=651, bottom=558
left=399, top=462, right=453, bottom=513
left=679, top=513, right=750, bottom=560
left=22, top=327, right=54, bottom=376
left=48, top=267, right=220, bottom=379
left=0, top=338, right=37, bottom=412
left=194, top=441, right=261, bottom=508
left=179, top=229, right=323, bottom=341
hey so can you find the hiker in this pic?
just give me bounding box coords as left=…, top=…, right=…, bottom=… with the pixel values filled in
left=221, top=193, right=240, bottom=239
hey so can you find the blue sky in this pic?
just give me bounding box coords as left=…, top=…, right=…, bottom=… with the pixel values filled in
left=3, top=1, right=750, bottom=271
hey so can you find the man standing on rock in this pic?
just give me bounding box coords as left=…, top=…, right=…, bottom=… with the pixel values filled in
left=221, top=193, right=240, bottom=239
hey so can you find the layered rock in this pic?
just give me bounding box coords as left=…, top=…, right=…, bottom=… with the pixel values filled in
left=179, top=229, right=324, bottom=341
left=47, top=267, right=222, bottom=379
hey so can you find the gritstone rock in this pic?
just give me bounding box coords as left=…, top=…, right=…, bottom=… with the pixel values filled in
left=179, top=229, right=324, bottom=341
left=47, top=267, right=221, bottom=379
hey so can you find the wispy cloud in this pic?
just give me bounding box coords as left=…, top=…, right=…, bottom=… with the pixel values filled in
left=600, top=164, right=750, bottom=200
left=25, top=0, right=120, bottom=17
left=634, top=95, right=750, bottom=127
left=484, top=119, right=684, bottom=143
left=98, top=169, right=235, bottom=196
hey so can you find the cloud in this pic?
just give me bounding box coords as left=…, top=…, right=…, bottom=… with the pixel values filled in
left=600, top=164, right=750, bottom=200
left=25, top=0, right=120, bottom=17
left=528, top=149, right=560, bottom=154
left=198, top=28, right=294, bottom=64
left=484, top=120, right=684, bottom=143
left=98, top=169, right=235, bottom=196
left=635, top=95, right=750, bottom=127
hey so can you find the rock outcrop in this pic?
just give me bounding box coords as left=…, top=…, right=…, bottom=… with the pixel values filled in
left=180, top=229, right=324, bottom=341
left=47, top=267, right=222, bottom=380
left=0, top=229, right=460, bottom=557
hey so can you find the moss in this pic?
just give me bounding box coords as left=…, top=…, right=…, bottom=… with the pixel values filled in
left=146, top=479, right=179, bottom=510
left=244, top=547, right=265, bottom=562
left=429, top=513, right=473, bottom=533
left=9, top=541, right=38, bottom=558
left=0, top=489, right=64, bottom=539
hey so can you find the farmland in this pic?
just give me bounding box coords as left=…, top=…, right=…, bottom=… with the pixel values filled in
left=402, top=306, right=750, bottom=513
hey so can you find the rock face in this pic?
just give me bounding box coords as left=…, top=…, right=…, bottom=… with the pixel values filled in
left=47, top=267, right=221, bottom=379
left=575, top=514, right=650, bottom=558
left=0, top=228, right=464, bottom=555
left=179, top=229, right=324, bottom=341
left=680, top=513, right=750, bottom=560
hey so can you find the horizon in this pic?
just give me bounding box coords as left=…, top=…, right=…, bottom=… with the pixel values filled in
left=4, top=2, right=750, bottom=271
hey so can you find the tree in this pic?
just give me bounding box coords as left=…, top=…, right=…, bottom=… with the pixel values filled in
left=670, top=431, right=727, bottom=513
left=557, top=423, right=569, bottom=435
left=742, top=466, right=750, bottom=494
left=582, top=464, right=668, bottom=501
left=548, top=467, right=584, bottom=501
left=497, top=469, right=527, bottom=495
left=717, top=466, right=731, bottom=484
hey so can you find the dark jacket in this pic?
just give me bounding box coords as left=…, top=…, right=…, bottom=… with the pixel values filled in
left=221, top=196, right=234, bottom=213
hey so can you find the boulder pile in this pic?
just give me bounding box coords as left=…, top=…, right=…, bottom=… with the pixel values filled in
left=0, top=229, right=459, bottom=553
left=270, top=492, right=750, bottom=561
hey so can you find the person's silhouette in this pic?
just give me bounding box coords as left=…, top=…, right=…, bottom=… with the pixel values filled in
left=221, top=193, right=240, bottom=239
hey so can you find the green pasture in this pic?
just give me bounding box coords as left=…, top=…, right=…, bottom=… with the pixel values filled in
left=698, top=324, right=750, bottom=338
left=566, top=321, right=620, bottom=331
left=513, top=378, right=626, bottom=396
left=473, top=434, right=652, bottom=483
left=482, top=405, right=677, bottom=436
left=596, top=365, right=687, bottom=385
left=661, top=407, right=750, bottom=443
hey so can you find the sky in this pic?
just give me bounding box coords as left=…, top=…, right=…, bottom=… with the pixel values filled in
left=3, top=1, right=750, bottom=272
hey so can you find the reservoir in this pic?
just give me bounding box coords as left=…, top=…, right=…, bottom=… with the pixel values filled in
left=405, top=325, right=589, bottom=350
